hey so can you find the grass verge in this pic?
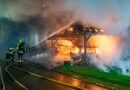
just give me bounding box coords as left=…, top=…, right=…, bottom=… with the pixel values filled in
left=55, top=65, right=130, bottom=90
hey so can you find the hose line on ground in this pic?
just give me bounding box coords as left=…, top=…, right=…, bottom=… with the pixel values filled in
left=14, top=66, right=88, bottom=90
left=0, top=67, right=5, bottom=90
left=0, top=59, right=88, bottom=90
left=5, top=63, right=29, bottom=90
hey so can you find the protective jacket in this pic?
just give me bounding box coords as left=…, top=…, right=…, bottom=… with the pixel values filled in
left=6, top=48, right=16, bottom=61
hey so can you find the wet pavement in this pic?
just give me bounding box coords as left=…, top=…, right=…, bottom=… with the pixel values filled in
left=0, top=60, right=23, bottom=90
left=0, top=60, right=108, bottom=90
left=9, top=67, right=74, bottom=90
left=20, top=61, right=108, bottom=90
left=0, top=60, right=73, bottom=90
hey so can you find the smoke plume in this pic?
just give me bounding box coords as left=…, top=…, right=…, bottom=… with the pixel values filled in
left=0, top=0, right=130, bottom=75
left=59, top=0, right=130, bottom=75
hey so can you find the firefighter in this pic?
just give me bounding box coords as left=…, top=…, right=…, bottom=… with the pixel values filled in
left=6, top=48, right=16, bottom=65
left=17, top=40, right=26, bottom=66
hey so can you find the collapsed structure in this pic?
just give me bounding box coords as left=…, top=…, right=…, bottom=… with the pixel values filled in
left=48, top=22, right=104, bottom=65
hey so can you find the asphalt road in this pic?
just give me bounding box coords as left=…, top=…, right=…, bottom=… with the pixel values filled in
left=0, top=60, right=108, bottom=90
left=0, top=60, right=23, bottom=90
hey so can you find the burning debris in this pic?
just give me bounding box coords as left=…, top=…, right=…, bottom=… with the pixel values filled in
left=1, top=0, right=129, bottom=75
left=48, top=22, right=106, bottom=65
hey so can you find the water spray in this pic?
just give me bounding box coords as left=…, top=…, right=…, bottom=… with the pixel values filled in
left=32, top=21, right=75, bottom=47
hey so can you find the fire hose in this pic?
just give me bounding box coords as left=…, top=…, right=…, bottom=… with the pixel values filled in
left=0, top=59, right=88, bottom=90
left=5, top=63, right=29, bottom=90
left=0, top=59, right=28, bottom=90
left=0, top=67, right=5, bottom=90
left=13, top=66, right=88, bottom=90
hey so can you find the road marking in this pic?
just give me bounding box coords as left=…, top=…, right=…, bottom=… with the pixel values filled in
left=14, top=66, right=88, bottom=90
left=0, top=59, right=88, bottom=90
left=5, top=63, right=29, bottom=90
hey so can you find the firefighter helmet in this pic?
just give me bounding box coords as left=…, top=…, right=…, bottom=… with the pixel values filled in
left=19, top=40, right=23, bottom=43
left=10, top=48, right=16, bottom=52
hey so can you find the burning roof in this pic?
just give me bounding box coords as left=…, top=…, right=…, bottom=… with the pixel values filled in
left=48, top=22, right=104, bottom=40
left=48, top=22, right=105, bottom=61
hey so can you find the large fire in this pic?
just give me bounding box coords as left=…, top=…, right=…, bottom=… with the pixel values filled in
left=88, top=35, right=118, bottom=55
left=56, top=40, right=79, bottom=60
left=55, top=35, right=118, bottom=60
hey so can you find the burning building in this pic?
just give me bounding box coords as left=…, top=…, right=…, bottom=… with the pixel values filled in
left=48, top=22, right=104, bottom=65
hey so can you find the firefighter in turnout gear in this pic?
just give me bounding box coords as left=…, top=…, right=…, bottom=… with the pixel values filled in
left=6, top=48, right=16, bottom=65
left=17, top=40, right=26, bottom=66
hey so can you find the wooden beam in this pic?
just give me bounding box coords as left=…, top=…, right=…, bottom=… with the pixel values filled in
left=83, top=32, right=92, bottom=65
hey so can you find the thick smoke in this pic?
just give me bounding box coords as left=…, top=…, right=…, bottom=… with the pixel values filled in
left=0, top=0, right=75, bottom=66
left=60, top=0, right=130, bottom=75
left=0, top=0, right=45, bottom=22
left=1, top=0, right=130, bottom=75
left=0, top=0, right=74, bottom=51
left=48, top=0, right=130, bottom=75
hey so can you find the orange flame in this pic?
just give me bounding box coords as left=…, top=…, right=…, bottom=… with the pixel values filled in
left=55, top=35, right=118, bottom=60
left=56, top=40, right=79, bottom=60
left=88, top=35, right=118, bottom=55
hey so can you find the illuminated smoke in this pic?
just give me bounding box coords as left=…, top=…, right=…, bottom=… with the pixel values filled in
left=0, top=0, right=130, bottom=75
left=33, top=21, right=75, bottom=47
left=59, top=0, right=130, bottom=75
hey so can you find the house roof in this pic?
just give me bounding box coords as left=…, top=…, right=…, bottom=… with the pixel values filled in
left=48, top=22, right=104, bottom=40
